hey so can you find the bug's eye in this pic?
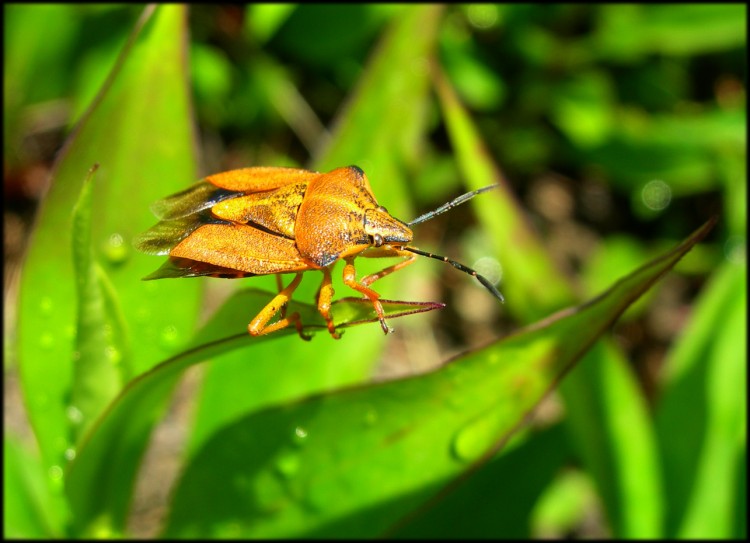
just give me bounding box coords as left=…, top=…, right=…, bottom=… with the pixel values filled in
left=377, top=205, right=388, bottom=214
left=371, top=233, right=384, bottom=247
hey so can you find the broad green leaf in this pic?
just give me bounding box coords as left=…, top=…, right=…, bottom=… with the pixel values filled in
left=163, top=219, right=714, bottom=538
left=65, top=290, right=441, bottom=536
left=3, top=435, right=65, bottom=538
left=186, top=4, right=444, bottom=464
left=656, top=259, right=747, bottom=538
left=15, top=2, right=199, bottom=531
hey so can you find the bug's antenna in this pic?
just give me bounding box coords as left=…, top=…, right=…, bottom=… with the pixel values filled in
left=403, top=246, right=504, bottom=303
left=408, top=184, right=499, bottom=227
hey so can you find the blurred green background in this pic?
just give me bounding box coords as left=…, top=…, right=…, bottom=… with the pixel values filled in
left=4, top=3, right=746, bottom=539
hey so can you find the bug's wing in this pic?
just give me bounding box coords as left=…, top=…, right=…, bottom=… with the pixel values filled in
left=211, top=182, right=307, bottom=239
left=205, top=167, right=321, bottom=192
left=149, top=181, right=236, bottom=220
left=133, top=215, right=209, bottom=255
left=170, top=223, right=310, bottom=275
left=142, top=256, right=255, bottom=279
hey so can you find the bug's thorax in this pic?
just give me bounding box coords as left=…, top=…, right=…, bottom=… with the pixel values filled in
left=294, top=166, right=412, bottom=267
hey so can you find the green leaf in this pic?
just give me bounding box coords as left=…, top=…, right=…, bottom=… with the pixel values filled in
left=245, top=4, right=297, bottom=44
left=162, top=219, right=714, bottom=538
left=560, top=339, right=664, bottom=536
left=595, top=5, right=747, bottom=60
left=434, top=64, right=575, bottom=322
left=656, top=259, right=747, bottom=538
left=3, top=435, right=65, bottom=538
left=65, top=289, right=441, bottom=536
left=390, top=424, right=571, bottom=538
left=14, top=3, right=199, bottom=534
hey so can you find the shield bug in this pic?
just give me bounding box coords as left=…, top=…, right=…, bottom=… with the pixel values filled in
left=135, top=165, right=503, bottom=339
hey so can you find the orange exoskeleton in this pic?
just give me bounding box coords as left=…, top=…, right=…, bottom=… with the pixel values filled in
left=134, top=165, right=503, bottom=339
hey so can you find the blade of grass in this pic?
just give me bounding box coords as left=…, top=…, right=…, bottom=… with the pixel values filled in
left=656, top=259, right=747, bottom=537
left=70, top=165, right=129, bottom=443
left=434, top=63, right=576, bottom=323
left=4, top=434, right=65, bottom=538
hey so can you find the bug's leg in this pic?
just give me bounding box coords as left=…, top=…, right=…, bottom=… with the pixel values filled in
left=360, top=248, right=418, bottom=287
left=343, top=257, right=390, bottom=334
left=317, top=267, right=341, bottom=339
left=276, top=274, right=288, bottom=319
left=248, top=272, right=310, bottom=340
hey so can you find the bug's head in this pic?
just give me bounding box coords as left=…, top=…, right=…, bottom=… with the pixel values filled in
left=364, top=206, right=412, bottom=248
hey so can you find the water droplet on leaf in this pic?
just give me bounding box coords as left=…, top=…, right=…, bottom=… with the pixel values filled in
left=103, top=233, right=128, bottom=264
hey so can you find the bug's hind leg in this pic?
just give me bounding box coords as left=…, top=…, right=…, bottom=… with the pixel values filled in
left=316, top=267, right=341, bottom=339
left=248, top=272, right=310, bottom=340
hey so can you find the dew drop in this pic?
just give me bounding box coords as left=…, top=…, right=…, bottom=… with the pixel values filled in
left=48, top=465, right=64, bottom=483
left=66, top=405, right=84, bottom=426
left=103, top=233, right=129, bottom=264
left=105, top=346, right=122, bottom=365
left=64, top=447, right=77, bottom=461
left=39, top=297, right=54, bottom=316
left=275, top=452, right=300, bottom=478
left=451, top=410, right=501, bottom=463
left=363, top=407, right=379, bottom=426
left=39, top=333, right=55, bottom=349
left=159, top=325, right=180, bottom=349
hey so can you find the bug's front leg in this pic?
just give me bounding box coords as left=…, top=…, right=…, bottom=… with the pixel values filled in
left=316, top=267, right=341, bottom=339
left=248, top=272, right=310, bottom=340
left=359, top=247, right=418, bottom=288
left=343, top=256, right=391, bottom=334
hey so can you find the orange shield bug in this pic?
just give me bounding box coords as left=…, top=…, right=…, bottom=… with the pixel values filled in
left=135, top=165, right=503, bottom=339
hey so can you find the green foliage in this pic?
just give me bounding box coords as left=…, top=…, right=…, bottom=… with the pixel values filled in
left=4, top=4, right=745, bottom=539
